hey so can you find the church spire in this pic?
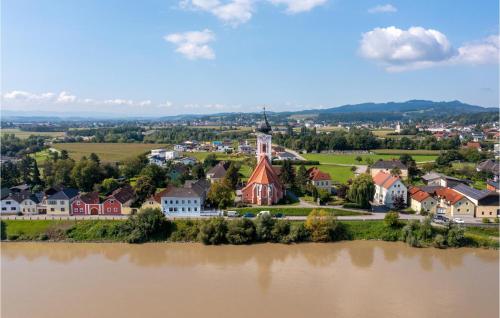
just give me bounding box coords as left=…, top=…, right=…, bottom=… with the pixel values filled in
left=256, top=106, right=272, bottom=134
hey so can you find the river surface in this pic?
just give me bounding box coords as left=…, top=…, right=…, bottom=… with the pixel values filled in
left=1, top=241, right=498, bottom=318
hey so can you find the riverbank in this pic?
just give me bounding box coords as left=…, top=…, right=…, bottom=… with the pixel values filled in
left=2, top=209, right=498, bottom=249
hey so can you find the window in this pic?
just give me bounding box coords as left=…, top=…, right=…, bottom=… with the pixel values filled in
left=114, top=208, right=118, bottom=212
left=188, top=200, right=191, bottom=204
left=51, top=208, right=55, bottom=212
left=188, top=208, right=191, bottom=211
left=11, top=207, right=16, bottom=211
left=490, top=212, right=492, bottom=215
left=482, top=212, right=485, bottom=215
left=60, top=201, right=64, bottom=205
left=194, top=200, right=197, bottom=204
left=107, top=208, right=111, bottom=212
left=194, top=207, right=197, bottom=211
left=77, top=201, right=81, bottom=206
left=182, top=208, right=185, bottom=211
left=1, top=207, right=6, bottom=211
left=175, top=200, right=179, bottom=204
left=170, top=200, right=173, bottom=204
left=80, top=208, right=84, bottom=212
left=6, top=201, right=11, bottom=205
left=61, top=208, right=65, bottom=212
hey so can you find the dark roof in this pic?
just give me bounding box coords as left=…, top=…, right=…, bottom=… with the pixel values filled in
left=371, top=160, right=407, bottom=170
left=487, top=179, right=499, bottom=189
left=185, top=179, right=210, bottom=197
left=207, top=163, right=227, bottom=179
left=109, top=185, right=135, bottom=204
left=478, top=193, right=500, bottom=206
left=477, top=159, right=499, bottom=175
left=49, top=188, right=79, bottom=200
left=163, top=185, right=203, bottom=198
left=77, top=192, right=100, bottom=204
left=419, top=185, right=444, bottom=194
left=452, top=184, right=490, bottom=200
left=1, top=188, right=10, bottom=200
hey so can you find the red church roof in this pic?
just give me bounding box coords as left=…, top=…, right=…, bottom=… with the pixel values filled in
left=243, top=155, right=283, bottom=188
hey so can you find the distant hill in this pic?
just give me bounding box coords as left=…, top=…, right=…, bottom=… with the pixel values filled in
left=294, top=100, right=492, bottom=115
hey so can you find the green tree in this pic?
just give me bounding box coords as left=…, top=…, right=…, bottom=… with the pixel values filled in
left=390, top=166, right=402, bottom=177
left=399, top=154, right=418, bottom=179
left=384, top=211, right=400, bottom=227
left=279, top=160, right=295, bottom=189
left=72, top=158, right=102, bottom=192
left=101, top=178, right=119, bottom=194
left=203, top=154, right=218, bottom=169
left=121, top=208, right=172, bottom=243
left=305, top=209, right=338, bottom=242
left=192, top=164, right=206, bottom=180
left=226, top=218, right=256, bottom=244
left=295, top=164, right=309, bottom=194
left=255, top=213, right=276, bottom=241
left=53, top=159, right=75, bottom=187
left=0, top=161, right=20, bottom=187
left=121, top=155, right=148, bottom=179
left=140, top=164, right=167, bottom=188
left=199, top=217, right=228, bottom=245
left=223, top=162, right=240, bottom=190
left=392, top=194, right=406, bottom=210
left=207, top=180, right=234, bottom=209
left=60, top=149, right=69, bottom=160
left=89, top=152, right=101, bottom=164
left=318, top=189, right=331, bottom=205
left=355, top=155, right=362, bottom=163
left=134, top=176, right=156, bottom=203
left=347, top=174, right=375, bottom=208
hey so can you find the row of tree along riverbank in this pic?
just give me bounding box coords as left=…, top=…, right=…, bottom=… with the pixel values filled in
left=1, top=209, right=498, bottom=248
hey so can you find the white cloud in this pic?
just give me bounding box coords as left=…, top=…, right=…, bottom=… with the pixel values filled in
left=359, top=26, right=499, bottom=71
left=368, top=4, right=397, bottom=14
left=3, top=90, right=55, bottom=101
left=269, top=0, right=327, bottom=14
left=56, top=91, right=77, bottom=103
left=164, top=29, right=216, bottom=60
left=181, top=0, right=254, bottom=26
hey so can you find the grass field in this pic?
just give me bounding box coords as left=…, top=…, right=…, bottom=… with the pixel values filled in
left=232, top=207, right=369, bottom=216
left=52, top=143, right=169, bottom=162
left=183, top=151, right=251, bottom=162
left=305, top=164, right=354, bottom=183
left=303, top=153, right=437, bottom=165
left=1, top=128, right=66, bottom=139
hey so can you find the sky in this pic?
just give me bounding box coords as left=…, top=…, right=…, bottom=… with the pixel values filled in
left=1, top=0, right=499, bottom=117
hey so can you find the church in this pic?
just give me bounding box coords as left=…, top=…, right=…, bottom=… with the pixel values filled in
left=241, top=109, right=284, bottom=205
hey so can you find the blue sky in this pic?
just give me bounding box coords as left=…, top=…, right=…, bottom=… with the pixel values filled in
left=1, top=0, right=499, bottom=116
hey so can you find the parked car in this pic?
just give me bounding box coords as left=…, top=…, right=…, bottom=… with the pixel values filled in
left=274, top=213, right=284, bottom=218
left=432, top=215, right=448, bottom=224
left=453, top=218, right=465, bottom=224
left=257, top=211, right=270, bottom=217
left=243, top=212, right=255, bottom=218
left=226, top=211, right=239, bottom=217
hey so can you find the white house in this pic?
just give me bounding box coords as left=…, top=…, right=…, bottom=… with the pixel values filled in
left=1, top=195, right=21, bottom=214
left=372, top=171, right=407, bottom=208
left=161, top=180, right=210, bottom=217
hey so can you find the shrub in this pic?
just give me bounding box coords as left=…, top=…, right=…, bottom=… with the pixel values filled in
left=7, top=234, right=19, bottom=241
left=482, top=218, right=491, bottom=224
left=121, top=208, right=172, bottom=243
left=384, top=211, right=400, bottom=228
left=0, top=221, right=6, bottom=240
left=400, top=220, right=422, bottom=247
left=446, top=225, right=465, bottom=247
left=343, top=202, right=363, bottom=209
left=416, top=217, right=433, bottom=241
left=305, top=209, right=338, bottom=242
left=271, top=219, right=292, bottom=243
left=198, top=217, right=228, bottom=245
left=432, top=234, right=446, bottom=248
left=495, top=217, right=499, bottom=224
left=255, top=213, right=276, bottom=241
left=169, top=220, right=200, bottom=242
left=288, top=222, right=310, bottom=242
left=226, top=218, right=256, bottom=244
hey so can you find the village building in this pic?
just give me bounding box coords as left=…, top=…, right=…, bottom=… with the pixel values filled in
left=464, top=141, right=482, bottom=151
left=370, top=160, right=408, bottom=180
left=452, top=184, right=500, bottom=219
left=486, top=179, right=499, bottom=193
left=102, top=186, right=136, bottom=215
left=241, top=109, right=284, bottom=205
left=46, top=188, right=79, bottom=215
left=372, top=171, right=407, bottom=208
left=476, top=159, right=499, bottom=176
left=206, top=162, right=229, bottom=183
left=422, top=172, right=471, bottom=188
left=307, top=167, right=332, bottom=193
left=434, top=188, right=474, bottom=219
left=71, top=192, right=101, bottom=215
left=161, top=179, right=210, bottom=216
left=409, top=187, right=437, bottom=214
left=142, top=189, right=169, bottom=210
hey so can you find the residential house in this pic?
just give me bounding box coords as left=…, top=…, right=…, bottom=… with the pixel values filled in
left=307, top=167, right=332, bottom=193
left=372, top=171, right=407, bottom=208
left=409, top=187, right=437, bottom=214
left=161, top=179, right=210, bottom=216
left=206, top=162, right=228, bottom=183
left=370, top=160, right=408, bottom=180
left=275, top=152, right=297, bottom=161
left=71, top=192, right=101, bottom=215
left=464, top=141, right=482, bottom=151
left=142, top=189, right=169, bottom=210
left=476, top=159, right=499, bottom=176
left=434, top=188, right=474, bottom=218
left=1, top=193, right=21, bottom=214
left=46, top=188, right=79, bottom=215
left=471, top=132, right=485, bottom=142
left=452, top=183, right=499, bottom=219
left=19, top=192, right=44, bottom=214
left=486, top=179, right=499, bottom=193
left=422, top=172, right=471, bottom=188
left=102, top=186, right=136, bottom=215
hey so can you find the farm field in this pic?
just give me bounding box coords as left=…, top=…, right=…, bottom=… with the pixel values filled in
left=1, top=128, right=66, bottom=139
left=372, top=149, right=442, bottom=155
left=183, top=151, right=251, bottom=162
left=52, top=143, right=169, bottom=162
left=303, top=152, right=437, bottom=165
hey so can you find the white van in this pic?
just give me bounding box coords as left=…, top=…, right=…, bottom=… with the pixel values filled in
left=226, top=211, right=239, bottom=217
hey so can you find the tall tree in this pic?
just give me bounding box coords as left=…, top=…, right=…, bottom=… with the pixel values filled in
left=207, top=180, right=233, bottom=209
left=295, top=164, right=309, bottom=194
left=279, top=160, right=295, bottom=189
left=223, top=162, right=240, bottom=190
left=347, top=174, right=375, bottom=208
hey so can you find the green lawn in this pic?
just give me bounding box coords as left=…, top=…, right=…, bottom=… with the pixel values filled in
left=52, top=143, right=169, bottom=162
left=372, top=149, right=442, bottom=155
left=304, top=164, right=354, bottom=183
left=2, top=220, right=74, bottom=239
left=239, top=164, right=253, bottom=180
left=232, top=207, right=370, bottom=216
left=1, top=128, right=66, bottom=139
left=183, top=151, right=251, bottom=162
left=303, top=153, right=437, bottom=165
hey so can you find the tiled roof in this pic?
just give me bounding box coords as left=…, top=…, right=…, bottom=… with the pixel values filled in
left=371, top=160, right=407, bottom=170
left=372, top=171, right=401, bottom=189
left=109, top=185, right=135, bottom=204
left=477, top=159, right=499, bottom=175
left=307, top=167, right=331, bottom=181
left=242, top=155, right=283, bottom=191
left=411, top=190, right=431, bottom=202
left=408, top=186, right=421, bottom=195
left=466, top=142, right=481, bottom=149
left=77, top=192, right=100, bottom=204
left=435, top=188, right=464, bottom=204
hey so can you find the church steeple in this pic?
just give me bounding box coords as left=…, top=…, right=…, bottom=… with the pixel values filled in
left=256, top=106, right=272, bottom=134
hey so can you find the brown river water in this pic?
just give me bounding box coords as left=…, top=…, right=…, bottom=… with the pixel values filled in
left=1, top=241, right=499, bottom=318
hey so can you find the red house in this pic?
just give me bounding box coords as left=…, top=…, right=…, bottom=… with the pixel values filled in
left=71, top=192, right=101, bottom=215
left=102, top=186, right=135, bottom=215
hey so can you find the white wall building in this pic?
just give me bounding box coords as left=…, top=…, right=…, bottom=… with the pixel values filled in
left=372, top=172, right=407, bottom=208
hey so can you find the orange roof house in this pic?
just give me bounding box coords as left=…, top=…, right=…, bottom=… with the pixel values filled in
left=435, top=188, right=464, bottom=204
left=373, top=171, right=400, bottom=189
left=241, top=155, right=284, bottom=205
left=307, top=167, right=331, bottom=181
